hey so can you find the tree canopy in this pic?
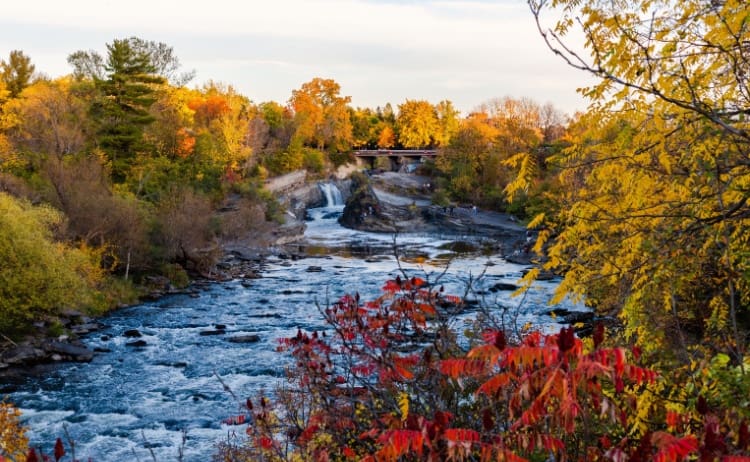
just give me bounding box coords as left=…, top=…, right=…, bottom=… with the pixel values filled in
left=521, top=0, right=750, bottom=361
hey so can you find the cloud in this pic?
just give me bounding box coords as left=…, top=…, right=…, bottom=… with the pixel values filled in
left=0, top=0, right=591, bottom=115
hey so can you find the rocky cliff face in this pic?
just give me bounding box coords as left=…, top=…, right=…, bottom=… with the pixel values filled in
left=339, top=172, right=394, bottom=231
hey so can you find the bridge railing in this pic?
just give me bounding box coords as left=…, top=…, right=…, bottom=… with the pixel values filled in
left=353, top=149, right=437, bottom=157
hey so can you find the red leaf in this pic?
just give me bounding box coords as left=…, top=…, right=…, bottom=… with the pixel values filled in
left=444, top=428, right=480, bottom=443
left=258, top=436, right=274, bottom=449
left=593, top=322, right=605, bottom=348
left=383, top=280, right=401, bottom=293
left=54, top=438, right=65, bottom=462
left=652, top=432, right=698, bottom=462
left=26, top=449, right=38, bottom=462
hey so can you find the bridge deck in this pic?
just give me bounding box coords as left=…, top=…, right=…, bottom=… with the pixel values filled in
left=353, top=149, right=437, bottom=157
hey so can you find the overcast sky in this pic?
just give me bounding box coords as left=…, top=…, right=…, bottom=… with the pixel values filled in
left=1, top=0, right=592, bottom=116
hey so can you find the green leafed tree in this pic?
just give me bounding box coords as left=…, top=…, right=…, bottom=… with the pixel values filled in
left=0, top=50, right=35, bottom=98
left=90, top=38, right=166, bottom=181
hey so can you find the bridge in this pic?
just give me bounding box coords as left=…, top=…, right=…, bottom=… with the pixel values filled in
left=352, top=149, right=438, bottom=170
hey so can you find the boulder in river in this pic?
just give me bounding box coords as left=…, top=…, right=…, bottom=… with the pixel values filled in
left=44, top=341, right=94, bottom=362
left=126, top=340, right=148, bottom=348
left=123, top=329, right=142, bottom=338
left=1, top=345, right=45, bottom=365
left=488, top=282, right=518, bottom=292
left=199, top=330, right=226, bottom=336
left=227, top=335, right=261, bottom=344
left=71, top=323, right=102, bottom=335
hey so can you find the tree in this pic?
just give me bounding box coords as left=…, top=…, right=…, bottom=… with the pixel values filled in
left=350, top=107, right=379, bottom=149
left=396, top=100, right=438, bottom=148
left=42, top=154, right=149, bottom=274
left=1, top=77, right=91, bottom=158
left=376, top=124, right=396, bottom=149
left=0, top=192, right=105, bottom=335
left=0, top=50, right=35, bottom=98
left=150, top=187, right=219, bottom=271
left=436, top=111, right=501, bottom=202
left=523, top=0, right=750, bottom=363
left=434, top=100, right=460, bottom=147
left=145, top=85, right=196, bottom=160
left=290, top=77, right=353, bottom=152
left=90, top=38, right=165, bottom=181
left=67, top=50, right=105, bottom=81
left=68, top=37, right=193, bottom=86
left=539, top=102, right=566, bottom=143
left=186, top=82, right=254, bottom=176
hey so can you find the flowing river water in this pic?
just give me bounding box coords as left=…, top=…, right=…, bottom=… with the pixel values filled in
left=4, top=190, right=582, bottom=461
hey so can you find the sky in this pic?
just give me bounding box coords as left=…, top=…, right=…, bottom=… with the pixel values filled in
left=0, top=0, right=592, bottom=116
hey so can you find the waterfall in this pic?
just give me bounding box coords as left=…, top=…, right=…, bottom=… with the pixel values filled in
left=319, top=182, right=344, bottom=207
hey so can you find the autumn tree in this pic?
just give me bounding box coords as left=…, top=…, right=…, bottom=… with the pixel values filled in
left=350, top=107, right=378, bottom=149
left=139, top=86, right=194, bottom=161
left=434, top=100, right=460, bottom=147
left=42, top=154, right=150, bottom=274
left=436, top=111, right=502, bottom=202
left=290, top=77, right=353, bottom=152
left=245, top=101, right=294, bottom=158
left=523, top=0, right=750, bottom=363
left=0, top=50, right=35, bottom=98
left=1, top=77, right=91, bottom=158
left=434, top=97, right=560, bottom=211
left=396, top=99, right=438, bottom=148
left=181, top=82, right=254, bottom=179
left=376, top=124, right=396, bottom=149
left=150, top=187, right=220, bottom=272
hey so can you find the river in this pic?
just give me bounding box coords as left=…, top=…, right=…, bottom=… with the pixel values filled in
left=4, top=192, right=581, bottom=461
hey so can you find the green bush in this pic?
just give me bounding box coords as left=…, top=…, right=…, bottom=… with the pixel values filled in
left=302, top=148, right=325, bottom=173
left=0, top=193, right=105, bottom=337
left=160, top=263, right=190, bottom=288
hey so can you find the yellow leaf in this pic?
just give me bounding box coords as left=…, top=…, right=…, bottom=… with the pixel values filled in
left=398, top=392, right=409, bottom=421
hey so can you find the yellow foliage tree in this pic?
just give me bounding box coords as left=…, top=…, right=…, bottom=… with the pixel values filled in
left=2, top=77, right=90, bottom=159
left=396, top=100, right=438, bottom=148
left=523, top=0, right=750, bottom=363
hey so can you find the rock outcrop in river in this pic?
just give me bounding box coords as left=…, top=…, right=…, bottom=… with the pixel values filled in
left=339, top=171, right=535, bottom=261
